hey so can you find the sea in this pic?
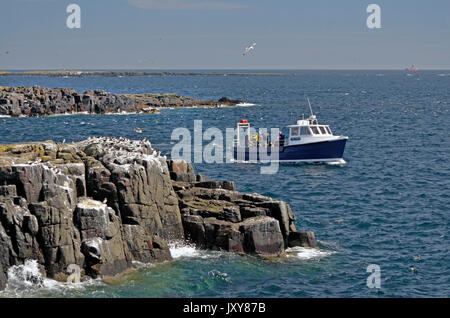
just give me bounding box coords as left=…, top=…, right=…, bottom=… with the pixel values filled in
left=0, top=70, right=449, bottom=298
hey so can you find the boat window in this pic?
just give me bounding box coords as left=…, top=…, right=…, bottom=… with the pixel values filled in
left=291, top=127, right=299, bottom=136
left=310, top=126, right=320, bottom=134
left=326, top=126, right=332, bottom=135
left=300, top=127, right=311, bottom=135
left=319, top=126, right=327, bottom=134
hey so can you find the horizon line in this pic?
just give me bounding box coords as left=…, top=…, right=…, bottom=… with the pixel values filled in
left=1, top=68, right=450, bottom=72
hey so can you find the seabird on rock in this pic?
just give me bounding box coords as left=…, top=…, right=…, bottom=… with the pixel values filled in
left=103, top=198, right=107, bottom=204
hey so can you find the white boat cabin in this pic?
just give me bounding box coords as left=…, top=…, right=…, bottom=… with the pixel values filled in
left=285, top=115, right=340, bottom=146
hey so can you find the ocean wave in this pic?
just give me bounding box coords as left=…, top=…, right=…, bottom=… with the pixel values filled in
left=235, top=102, right=259, bottom=107
left=285, top=246, right=335, bottom=260
left=0, top=260, right=104, bottom=298
left=168, top=241, right=223, bottom=260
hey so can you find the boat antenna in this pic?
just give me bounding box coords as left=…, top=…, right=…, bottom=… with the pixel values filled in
left=306, top=97, right=314, bottom=117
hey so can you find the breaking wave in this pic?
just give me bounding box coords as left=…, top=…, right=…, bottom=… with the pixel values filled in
left=0, top=260, right=104, bottom=298
left=285, top=247, right=335, bottom=260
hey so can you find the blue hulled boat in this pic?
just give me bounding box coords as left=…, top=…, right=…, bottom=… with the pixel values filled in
left=232, top=100, right=348, bottom=164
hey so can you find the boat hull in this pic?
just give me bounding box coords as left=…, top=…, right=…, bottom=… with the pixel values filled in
left=233, top=138, right=347, bottom=163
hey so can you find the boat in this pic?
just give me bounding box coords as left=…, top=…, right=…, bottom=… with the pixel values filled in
left=406, top=64, right=420, bottom=71
left=232, top=98, right=348, bottom=164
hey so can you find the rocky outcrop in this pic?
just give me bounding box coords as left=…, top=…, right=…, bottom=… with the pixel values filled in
left=0, top=137, right=179, bottom=285
left=167, top=159, right=317, bottom=257
left=126, top=93, right=244, bottom=108
left=0, top=137, right=316, bottom=290
left=0, top=86, right=245, bottom=117
left=0, top=86, right=134, bottom=117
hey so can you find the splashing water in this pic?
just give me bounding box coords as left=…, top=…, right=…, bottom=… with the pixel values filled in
left=0, top=260, right=104, bottom=298
left=285, top=247, right=335, bottom=260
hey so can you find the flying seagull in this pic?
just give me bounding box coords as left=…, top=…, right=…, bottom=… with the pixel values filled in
left=242, top=42, right=256, bottom=56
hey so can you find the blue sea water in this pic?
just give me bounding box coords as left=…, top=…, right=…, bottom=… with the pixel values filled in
left=0, top=70, right=449, bottom=297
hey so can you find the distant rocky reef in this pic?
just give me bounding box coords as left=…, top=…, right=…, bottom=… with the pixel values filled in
left=0, top=70, right=291, bottom=77
left=0, top=86, right=245, bottom=117
left=0, top=137, right=316, bottom=290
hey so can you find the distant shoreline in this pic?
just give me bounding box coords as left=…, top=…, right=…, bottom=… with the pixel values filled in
left=0, top=69, right=446, bottom=77
left=0, top=70, right=294, bottom=77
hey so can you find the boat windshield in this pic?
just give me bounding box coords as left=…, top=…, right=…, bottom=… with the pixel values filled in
left=310, top=126, right=320, bottom=134
left=319, top=126, right=327, bottom=134
left=300, top=127, right=311, bottom=135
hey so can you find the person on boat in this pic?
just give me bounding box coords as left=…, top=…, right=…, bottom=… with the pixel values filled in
left=278, top=131, right=285, bottom=147
left=250, top=133, right=260, bottom=147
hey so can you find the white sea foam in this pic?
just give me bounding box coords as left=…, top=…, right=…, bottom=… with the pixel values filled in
left=285, top=247, right=335, bottom=260
left=236, top=102, right=258, bottom=107
left=169, top=241, right=202, bottom=259
left=325, top=159, right=347, bottom=166
left=168, top=241, right=223, bottom=260
left=0, top=260, right=104, bottom=298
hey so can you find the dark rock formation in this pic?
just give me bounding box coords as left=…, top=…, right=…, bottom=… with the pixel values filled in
left=167, top=159, right=316, bottom=258
left=0, top=86, right=245, bottom=117
left=0, top=137, right=316, bottom=290
left=126, top=93, right=242, bottom=108
left=0, top=137, right=178, bottom=285
left=218, top=97, right=245, bottom=105
left=0, top=86, right=134, bottom=117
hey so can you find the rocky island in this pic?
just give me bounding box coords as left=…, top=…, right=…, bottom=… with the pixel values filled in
left=0, top=137, right=316, bottom=290
left=0, top=86, right=246, bottom=117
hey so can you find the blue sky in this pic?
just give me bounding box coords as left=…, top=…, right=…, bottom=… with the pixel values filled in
left=1, top=0, right=449, bottom=69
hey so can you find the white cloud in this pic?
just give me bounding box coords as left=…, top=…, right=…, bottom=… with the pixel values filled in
left=129, top=0, right=245, bottom=10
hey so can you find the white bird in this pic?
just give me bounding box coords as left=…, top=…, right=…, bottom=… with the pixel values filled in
left=62, top=139, right=66, bottom=144
left=103, top=198, right=107, bottom=204
left=242, top=42, right=256, bottom=55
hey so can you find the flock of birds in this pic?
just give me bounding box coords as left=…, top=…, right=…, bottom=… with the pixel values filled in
left=83, top=136, right=162, bottom=158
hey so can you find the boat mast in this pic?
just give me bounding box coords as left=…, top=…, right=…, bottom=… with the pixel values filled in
left=307, top=97, right=313, bottom=117
left=306, top=97, right=317, bottom=124
left=307, top=97, right=314, bottom=117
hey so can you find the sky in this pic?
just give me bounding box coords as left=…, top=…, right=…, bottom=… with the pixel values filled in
left=0, top=0, right=449, bottom=70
